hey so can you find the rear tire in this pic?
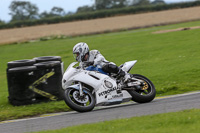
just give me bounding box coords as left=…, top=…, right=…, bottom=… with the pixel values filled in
left=127, top=74, right=156, bottom=103
left=64, top=88, right=95, bottom=112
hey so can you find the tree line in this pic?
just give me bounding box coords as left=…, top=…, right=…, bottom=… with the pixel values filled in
left=0, top=0, right=200, bottom=29
left=77, top=0, right=166, bottom=12
left=0, top=0, right=166, bottom=23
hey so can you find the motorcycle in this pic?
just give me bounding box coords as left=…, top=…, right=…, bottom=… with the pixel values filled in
left=62, top=60, right=156, bottom=112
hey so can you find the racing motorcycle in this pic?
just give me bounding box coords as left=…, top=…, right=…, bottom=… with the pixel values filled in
left=62, top=60, right=156, bottom=112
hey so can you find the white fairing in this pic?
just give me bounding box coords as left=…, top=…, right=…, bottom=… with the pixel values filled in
left=121, top=60, right=137, bottom=72
left=62, top=61, right=136, bottom=105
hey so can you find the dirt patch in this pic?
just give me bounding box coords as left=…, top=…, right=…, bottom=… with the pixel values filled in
left=1, top=6, right=200, bottom=45
left=152, top=26, right=200, bottom=34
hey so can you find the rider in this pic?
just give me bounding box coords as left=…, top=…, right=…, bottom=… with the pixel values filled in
left=72, top=42, right=131, bottom=82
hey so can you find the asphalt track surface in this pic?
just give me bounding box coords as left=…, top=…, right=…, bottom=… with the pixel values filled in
left=0, top=91, right=200, bottom=133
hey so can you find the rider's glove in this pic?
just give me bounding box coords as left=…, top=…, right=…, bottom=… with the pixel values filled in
left=84, top=61, right=94, bottom=66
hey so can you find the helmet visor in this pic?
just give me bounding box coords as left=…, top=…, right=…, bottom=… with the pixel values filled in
left=73, top=52, right=80, bottom=61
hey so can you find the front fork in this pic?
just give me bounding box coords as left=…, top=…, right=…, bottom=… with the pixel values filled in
left=78, top=82, right=84, bottom=96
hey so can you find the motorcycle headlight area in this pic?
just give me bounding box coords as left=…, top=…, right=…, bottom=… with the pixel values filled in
left=104, top=80, right=113, bottom=88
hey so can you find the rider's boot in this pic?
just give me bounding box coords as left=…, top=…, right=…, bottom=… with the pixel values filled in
left=116, top=69, right=131, bottom=93
left=124, top=73, right=131, bottom=82
left=102, top=63, right=131, bottom=82
left=117, top=69, right=131, bottom=82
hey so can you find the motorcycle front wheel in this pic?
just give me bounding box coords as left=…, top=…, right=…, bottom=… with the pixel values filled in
left=64, top=88, right=95, bottom=112
left=127, top=74, right=156, bottom=103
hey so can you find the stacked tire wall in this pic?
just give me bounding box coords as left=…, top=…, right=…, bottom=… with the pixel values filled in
left=7, top=56, right=64, bottom=106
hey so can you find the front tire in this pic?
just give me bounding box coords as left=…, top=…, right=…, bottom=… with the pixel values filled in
left=127, top=74, right=156, bottom=103
left=64, top=88, right=95, bottom=112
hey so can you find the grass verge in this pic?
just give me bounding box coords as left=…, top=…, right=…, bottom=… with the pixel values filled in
left=32, top=109, right=200, bottom=133
left=0, top=20, right=200, bottom=121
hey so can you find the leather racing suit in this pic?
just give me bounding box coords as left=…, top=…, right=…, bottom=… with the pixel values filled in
left=80, top=50, right=124, bottom=76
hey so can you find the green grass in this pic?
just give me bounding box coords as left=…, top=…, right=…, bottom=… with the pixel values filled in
left=0, top=20, right=200, bottom=121
left=32, top=109, right=200, bottom=133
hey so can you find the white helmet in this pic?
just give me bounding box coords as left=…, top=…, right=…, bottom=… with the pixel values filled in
left=73, top=42, right=89, bottom=62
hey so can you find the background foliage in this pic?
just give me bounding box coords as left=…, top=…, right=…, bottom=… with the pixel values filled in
left=0, top=1, right=200, bottom=29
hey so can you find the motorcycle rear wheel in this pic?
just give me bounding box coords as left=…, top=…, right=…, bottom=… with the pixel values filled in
left=64, top=88, right=95, bottom=112
left=127, top=74, right=156, bottom=103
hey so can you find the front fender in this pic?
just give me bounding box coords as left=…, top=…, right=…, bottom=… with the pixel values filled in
left=66, top=84, right=90, bottom=94
left=67, top=84, right=80, bottom=90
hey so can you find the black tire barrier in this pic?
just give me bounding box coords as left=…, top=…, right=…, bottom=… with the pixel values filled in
left=7, top=59, right=36, bottom=69
left=33, top=56, right=62, bottom=63
left=7, top=66, right=38, bottom=106
left=33, top=61, right=64, bottom=101
left=6, top=56, right=64, bottom=106
left=34, top=56, right=64, bottom=75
